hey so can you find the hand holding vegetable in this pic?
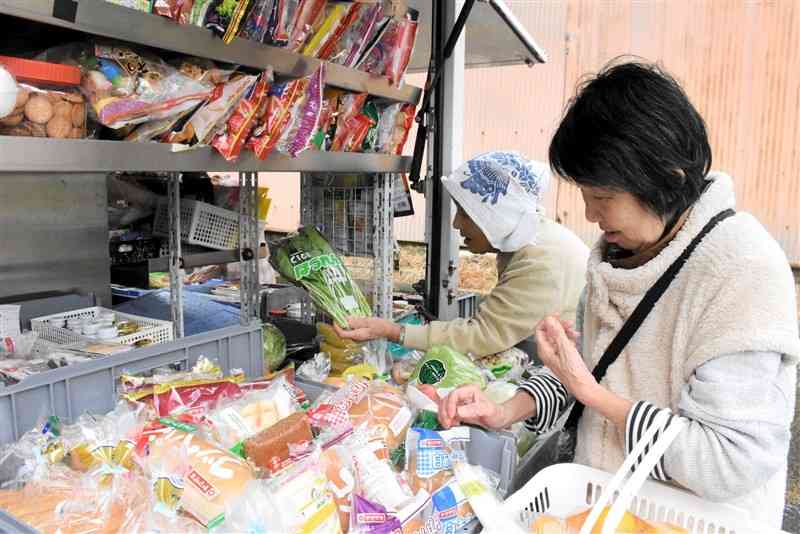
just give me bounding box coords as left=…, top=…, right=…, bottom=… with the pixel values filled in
left=333, top=317, right=401, bottom=342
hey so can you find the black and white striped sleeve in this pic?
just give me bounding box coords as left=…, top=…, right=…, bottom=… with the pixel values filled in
left=625, top=401, right=682, bottom=482
left=517, top=371, right=569, bottom=434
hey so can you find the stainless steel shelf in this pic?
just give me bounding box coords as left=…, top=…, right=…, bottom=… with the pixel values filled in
left=0, top=137, right=412, bottom=173
left=0, top=0, right=421, bottom=105
left=147, top=246, right=267, bottom=271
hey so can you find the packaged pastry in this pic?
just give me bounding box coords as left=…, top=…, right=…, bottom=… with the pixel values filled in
left=320, top=445, right=356, bottom=531
left=143, top=421, right=255, bottom=528
left=206, top=376, right=299, bottom=450
left=243, top=411, right=314, bottom=474
left=431, top=478, right=476, bottom=533
left=349, top=381, right=413, bottom=451
left=405, top=427, right=470, bottom=496
left=351, top=438, right=414, bottom=512
left=0, top=56, right=88, bottom=139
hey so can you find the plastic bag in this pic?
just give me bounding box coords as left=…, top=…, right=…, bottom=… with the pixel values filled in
left=238, top=0, right=276, bottom=42
left=248, top=74, right=307, bottom=159
left=320, top=444, right=356, bottom=531
left=327, top=3, right=384, bottom=68
left=310, top=87, right=342, bottom=151
left=376, top=102, right=415, bottom=155
left=350, top=437, right=413, bottom=511
left=303, top=2, right=354, bottom=58
left=262, top=321, right=287, bottom=372
left=477, top=347, right=528, bottom=382
left=224, top=479, right=290, bottom=532
left=405, top=427, right=469, bottom=496
left=82, top=43, right=214, bottom=129
left=432, top=478, right=478, bottom=533
left=408, top=345, right=487, bottom=395
left=207, top=377, right=299, bottom=451
left=358, top=10, right=418, bottom=87
left=204, top=0, right=254, bottom=43
left=349, top=492, right=402, bottom=533
left=330, top=92, right=368, bottom=152
left=167, top=73, right=258, bottom=145
left=390, top=350, right=422, bottom=385
left=212, top=69, right=272, bottom=161
left=287, top=0, right=328, bottom=52
left=298, top=352, right=332, bottom=382
left=243, top=411, right=314, bottom=474
left=452, top=461, right=525, bottom=534
left=275, top=65, right=325, bottom=157
left=269, top=0, right=301, bottom=46
left=154, top=0, right=194, bottom=24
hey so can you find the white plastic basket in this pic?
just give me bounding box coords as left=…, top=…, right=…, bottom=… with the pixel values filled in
left=153, top=198, right=239, bottom=250
left=30, top=307, right=173, bottom=347
left=0, top=305, right=21, bottom=338
left=497, top=412, right=786, bottom=534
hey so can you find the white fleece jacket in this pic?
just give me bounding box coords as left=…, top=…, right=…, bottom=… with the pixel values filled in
left=569, top=172, right=800, bottom=527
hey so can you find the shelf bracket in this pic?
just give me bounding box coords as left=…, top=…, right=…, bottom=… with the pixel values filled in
left=239, top=171, right=260, bottom=325
left=167, top=172, right=185, bottom=339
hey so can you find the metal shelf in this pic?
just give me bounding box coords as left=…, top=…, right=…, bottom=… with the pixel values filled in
left=0, top=137, right=412, bottom=173
left=147, top=245, right=267, bottom=271
left=0, top=0, right=421, bottom=105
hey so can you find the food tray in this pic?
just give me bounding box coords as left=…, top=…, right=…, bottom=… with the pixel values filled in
left=30, top=306, right=173, bottom=346
left=504, top=462, right=773, bottom=534
left=153, top=198, right=239, bottom=251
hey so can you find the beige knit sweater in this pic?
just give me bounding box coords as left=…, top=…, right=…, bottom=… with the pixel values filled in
left=574, top=172, right=800, bottom=526
left=403, top=216, right=589, bottom=357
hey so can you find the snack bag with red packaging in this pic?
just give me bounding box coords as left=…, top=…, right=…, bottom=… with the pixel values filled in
left=327, top=3, right=384, bottom=68
left=358, top=10, right=419, bottom=87
left=376, top=102, right=415, bottom=155
left=212, top=68, right=273, bottom=161
left=330, top=92, right=368, bottom=152
left=275, top=64, right=324, bottom=157
left=303, top=2, right=357, bottom=59
left=154, top=0, right=194, bottom=24
left=287, top=0, right=328, bottom=52
left=310, top=87, right=343, bottom=151
left=269, top=0, right=301, bottom=46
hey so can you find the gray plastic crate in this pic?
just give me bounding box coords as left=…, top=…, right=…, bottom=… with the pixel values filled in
left=0, top=322, right=263, bottom=446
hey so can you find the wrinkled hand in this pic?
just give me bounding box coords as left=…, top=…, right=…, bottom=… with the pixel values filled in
left=535, top=315, right=596, bottom=402
left=438, top=384, right=507, bottom=431
left=333, top=317, right=398, bottom=342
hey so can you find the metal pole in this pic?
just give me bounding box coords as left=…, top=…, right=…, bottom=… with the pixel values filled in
left=239, top=171, right=260, bottom=325
left=426, top=0, right=465, bottom=320
left=372, top=173, right=395, bottom=320
left=167, top=172, right=184, bottom=338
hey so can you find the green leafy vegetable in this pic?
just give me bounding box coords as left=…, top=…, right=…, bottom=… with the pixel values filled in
left=409, top=345, right=486, bottom=391
left=269, top=226, right=372, bottom=328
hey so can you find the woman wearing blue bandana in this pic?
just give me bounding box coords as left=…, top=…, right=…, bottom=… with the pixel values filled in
left=335, top=151, right=589, bottom=361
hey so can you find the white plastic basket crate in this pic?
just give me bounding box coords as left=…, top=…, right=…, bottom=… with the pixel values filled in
left=0, top=305, right=21, bottom=338
left=153, top=198, right=239, bottom=250
left=31, top=307, right=173, bottom=347
left=492, top=412, right=786, bottom=534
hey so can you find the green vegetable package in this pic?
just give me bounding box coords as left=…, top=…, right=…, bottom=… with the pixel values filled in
left=409, top=345, right=486, bottom=393
left=269, top=226, right=372, bottom=328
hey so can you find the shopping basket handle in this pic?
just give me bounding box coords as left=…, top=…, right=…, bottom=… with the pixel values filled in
left=578, top=411, right=681, bottom=534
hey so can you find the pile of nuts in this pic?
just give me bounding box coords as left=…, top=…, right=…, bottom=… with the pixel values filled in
left=0, top=85, right=87, bottom=138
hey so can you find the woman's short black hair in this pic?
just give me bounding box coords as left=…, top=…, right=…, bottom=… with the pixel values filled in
left=549, top=59, right=712, bottom=219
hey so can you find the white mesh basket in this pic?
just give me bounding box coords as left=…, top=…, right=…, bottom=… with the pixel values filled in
left=31, top=307, right=173, bottom=347
left=0, top=305, right=21, bottom=338
left=153, top=198, right=239, bottom=250
left=486, top=413, right=787, bottom=534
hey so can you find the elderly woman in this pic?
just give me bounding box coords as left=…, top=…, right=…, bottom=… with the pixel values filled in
left=439, top=62, right=799, bottom=527
left=335, top=151, right=589, bottom=359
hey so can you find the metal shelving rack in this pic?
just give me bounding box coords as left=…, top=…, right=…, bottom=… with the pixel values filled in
left=0, top=0, right=420, bottom=335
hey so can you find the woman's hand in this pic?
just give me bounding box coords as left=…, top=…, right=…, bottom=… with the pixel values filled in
left=535, top=315, right=597, bottom=403
left=438, top=385, right=509, bottom=431
left=333, top=317, right=402, bottom=343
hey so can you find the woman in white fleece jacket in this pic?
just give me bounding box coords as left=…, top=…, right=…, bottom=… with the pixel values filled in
left=438, top=61, right=800, bottom=528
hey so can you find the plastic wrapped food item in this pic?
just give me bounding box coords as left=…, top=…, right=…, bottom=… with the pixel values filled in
left=154, top=0, right=194, bottom=24
left=0, top=56, right=89, bottom=139
left=142, top=422, right=255, bottom=528
left=310, top=87, right=342, bottom=150
left=477, top=347, right=528, bottom=382
left=349, top=492, right=403, bottom=534
left=431, top=478, right=477, bottom=533
left=320, top=444, right=356, bottom=531
left=247, top=74, right=305, bottom=159
left=275, top=65, right=325, bottom=157
left=269, top=226, right=372, bottom=328
left=330, top=92, right=367, bottom=152
left=349, top=381, right=413, bottom=451
left=204, top=0, right=254, bottom=43
left=262, top=321, right=287, bottom=372
left=405, top=427, right=469, bottom=496
left=323, top=341, right=367, bottom=375
left=408, top=345, right=487, bottom=395
left=224, top=479, right=290, bottom=532
left=167, top=73, right=257, bottom=145
left=105, top=0, right=154, bottom=11
left=376, top=102, right=415, bottom=155
left=238, top=0, right=276, bottom=42
left=212, top=69, right=272, bottom=161
left=287, top=0, right=328, bottom=51
left=269, top=0, right=301, bottom=46
left=120, top=356, right=225, bottom=394
left=530, top=506, right=689, bottom=534
left=243, top=411, right=314, bottom=474
left=207, top=378, right=299, bottom=451
left=303, top=2, right=354, bottom=58
left=359, top=99, right=381, bottom=152
left=298, top=351, right=333, bottom=382
left=351, top=438, right=413, bottom=511
left=358, top=10, right=418, bottom=87
left=125, top=107, right=194, bottom=142
left=327, top=3, right=384, bottom=68
left=82, top=44, right=214, bottom=129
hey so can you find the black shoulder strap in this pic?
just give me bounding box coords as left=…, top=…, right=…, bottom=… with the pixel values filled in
left=564, top=208, right=735, bottom=430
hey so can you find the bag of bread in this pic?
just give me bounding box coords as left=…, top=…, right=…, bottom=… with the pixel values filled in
left=243, top=411, right=314, bottom=475
left=206, top=375, right=300, bottom=451
left=224, top=479, right=291, bottom=533
left=530, top=506, right=689, bottom=534
left=350, top=437, right=414, bottom=513
left=320, top=444, right=356, bottom=532
left=142, top=421, right=255, bottom=528
left=349, top=381, right=413, bottom=451
left=405, top=427, right=470, bottom=496
left=431, top=478, right=477, bottom=533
